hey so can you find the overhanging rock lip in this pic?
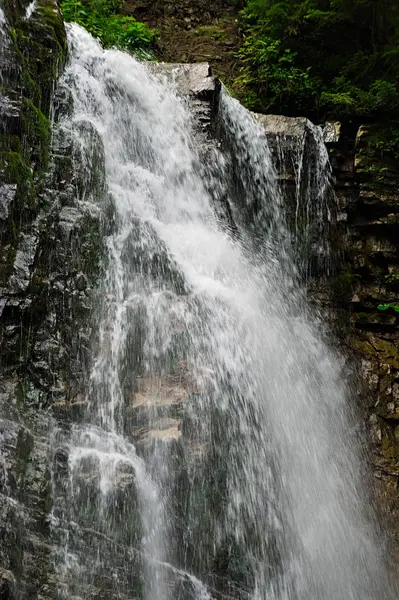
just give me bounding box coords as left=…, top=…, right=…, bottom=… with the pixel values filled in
left=323, top=121, right=342, bottom=144
left=252, top=113, right=313, bottom=139
left=146, top=61, right=215, bottom=99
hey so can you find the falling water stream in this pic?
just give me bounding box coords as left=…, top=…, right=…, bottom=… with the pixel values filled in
left=13, top=21, right=395, bottom=600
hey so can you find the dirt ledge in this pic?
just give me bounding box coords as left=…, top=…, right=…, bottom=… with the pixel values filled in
left=122, top=0, right=242, bottom=84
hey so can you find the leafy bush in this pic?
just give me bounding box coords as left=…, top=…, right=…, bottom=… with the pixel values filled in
left=236, top=35, right=316, bottom=113
left=378, top=303, right=399, bottom=312
left=363, top=126, right=399, bottom=162
left=320, top=79, right=399, bottom=117
left=61, top=0, right=156, bottom=56
left=235, top=0, right=399, bottom=120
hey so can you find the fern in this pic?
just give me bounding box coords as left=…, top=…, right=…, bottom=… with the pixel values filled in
left=61, top=0, right=156, bottom=56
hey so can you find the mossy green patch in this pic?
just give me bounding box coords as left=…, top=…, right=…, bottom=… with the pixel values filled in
left=331, top=269, right=356, bottom=303
left=0, top=134, right=22, bottom=154
left=1, top=151, right=33, bottom=188
left=37, top=0, right=68, bottom=53
left=61, top=0, right=156, bottom=56
left=0, top=151, right=36, bottom=221
left=22, top=99, right=51, bottom=171
left=6, top=1, right=67, bottom=112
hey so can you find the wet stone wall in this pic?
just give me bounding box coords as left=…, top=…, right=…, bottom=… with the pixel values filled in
left=0, top=2, right=398, bottom=594
left=0, top=2, right=108, bottom=597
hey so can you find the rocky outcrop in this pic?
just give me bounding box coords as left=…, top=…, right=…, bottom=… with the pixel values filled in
left=247, top=110, right=399, bottom=565
left=1, top=0, right=398, bottom=592
left=325, top=121, right=399, bottom=562
left=147, top=61, right=218, bottom=145
left=1, top=2, right=67, bottom=597
left=0, top=2, right=108, bottom=597
left=123, top=0, right=241, bottom=84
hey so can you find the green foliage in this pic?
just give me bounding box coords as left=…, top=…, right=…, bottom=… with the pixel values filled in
left=235, top=0, right=399, bottom=119
left=320, top=78, right=399, bottom=117
left=236, top=35, right=317, bottom=112
left=377, top=303, right=399, bottom=312
left=365, top=126, right=399, bottom=161
left=61, top=0, right=156, bottom=55
left=384, top=273, right=399, bottom=284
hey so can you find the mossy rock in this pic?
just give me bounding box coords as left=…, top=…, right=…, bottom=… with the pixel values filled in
left=331, top=269, right=357, bottom=303
left=0, top=134, right=22, bottom=154
left=1, top=150, right=33, bottom=191
left=0, top=151, right=35, bottom=216
left=4, top=0, right=67, bottom=113
left=0, top=0, right=68, bottom=248
left=37, top=0, right=68, bottom=52
left=353, top=335, right=399, bottom=369
left=21, top=98, right=51, bottom=171
left=348, top=335, right=377, bottom=357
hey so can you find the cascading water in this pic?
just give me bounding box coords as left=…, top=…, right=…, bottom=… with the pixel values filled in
left=218, top=102, right=334, bottom=279
left=47, top=23, right=394, bottom=600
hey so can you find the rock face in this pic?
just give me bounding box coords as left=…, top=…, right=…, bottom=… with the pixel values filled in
left=0, top=2, right=107, bottom=597
left=123, top=0, right=241, bottom=83
left=1, top=2, right=399, bottom=596
left=251, top=112, right=399, bottom=565
left=325, top=121, right=399, bottom=562
left=147, top=61, right=218, bottom=144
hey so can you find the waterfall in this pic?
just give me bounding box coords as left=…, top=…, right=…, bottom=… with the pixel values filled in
left=25, top=1, right=37, bottom=20
left=46, top=23, right=393, bottom=600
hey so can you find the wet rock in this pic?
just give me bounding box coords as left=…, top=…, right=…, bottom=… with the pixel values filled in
left=0, top=568, right=15, bottom=599
left=0, top=95, right=21, bottom=137
left=0, top=184, right=16, bottom=221
left=323, top=121, right=341, bottom=144
left=329, top=118, right=399, bottom=556
left=75, top=272, right=88, bottom=291
left=255, top=113, right=309, bottom=139
left=148, top=61, right=216, bottom=99
left=58, top=206, right=84, bottom=237
left=8, top=233, right=38, bottom=293
left=0, top=2, right=109, bottom=598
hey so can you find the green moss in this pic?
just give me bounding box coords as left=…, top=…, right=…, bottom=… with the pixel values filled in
left=0, top=151, right=36, bottom=219
left=0, top=101, right=50, bottom=178
left=349, top=336, right=377, bottom=357
left=1, top=151, right=32, bottom=186
left=38, top=0, right=68, bottom=54
left=0, top=135, right=22, bottom=154
left=22, top=99, right=51, bottom=171
left=331, top=269, right=356, bottom=303
left=7, top=26, right=41, bottom=105
left=7, top=2, right=67, bottom=113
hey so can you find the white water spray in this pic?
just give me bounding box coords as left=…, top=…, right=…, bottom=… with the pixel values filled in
left=48, top=22, right=393, bottom=600
left=25, top=0, right=36, bottom=20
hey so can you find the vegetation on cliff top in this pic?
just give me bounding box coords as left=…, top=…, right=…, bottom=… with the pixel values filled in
left=235, top=0, right=399, bottom=121
left=61, top=0, right=155, bottom=55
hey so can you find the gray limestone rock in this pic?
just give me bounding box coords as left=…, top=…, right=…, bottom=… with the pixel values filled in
left=0, top=184, right=17, bottom=220
left=323, top=121, right=342, bottom=144
left=147, top=61, right=215, bottom=98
